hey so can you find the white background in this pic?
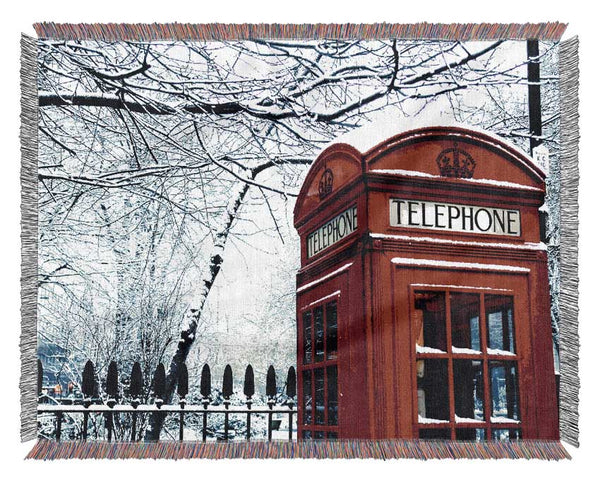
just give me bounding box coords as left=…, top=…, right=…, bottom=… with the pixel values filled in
left=0, top=1, right=597, bottom=478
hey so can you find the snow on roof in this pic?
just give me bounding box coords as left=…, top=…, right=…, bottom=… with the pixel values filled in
left=297, top=263, right=353, bottom=293
left=306, top=290, right=341, bottom=308
left=369, top=169, right=543, bottom=191
left=391, top=257, right=530, bottom=273
left=411, top=283, right=512, bottom=292
left=370, top=233, right=547, bottom=251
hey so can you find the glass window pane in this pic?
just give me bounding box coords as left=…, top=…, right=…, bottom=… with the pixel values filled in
left=489, top=361, right=520, bottom=421
left=314, top=306, right=324, bottom=362
left=327, top=431, right=338, bottom=439
left=419, top=429, right=450, bottom=440
left=302, top=370, right=312, bottom=425
left=302, top=311, right=312, bottom=364
left=456, top=428, right=486, bottom=441
left=453, top=360, right=484, bottom=421
left=417, top=359, right=449, bottom=422
left=327, top=365, right=338, bottom=426
left=491, top=429, right=521, bottom=441
left=326, top=301, right=338, bottom=360
left=302, top=430, right=312, bottom=439
left=451, top=293, right=481, bottom=352
left=414, top=291, right=447, bottom=352
left=485, top=295, right=515, bottom=354
left=313, top=431, right=325, bottom=439
left=314, top=367, right=325, bottom=425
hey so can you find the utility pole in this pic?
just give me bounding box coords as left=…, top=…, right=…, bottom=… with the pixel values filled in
left=528, top=39, right=559, bottom=408
left=527, top=39, right=543, bottom=156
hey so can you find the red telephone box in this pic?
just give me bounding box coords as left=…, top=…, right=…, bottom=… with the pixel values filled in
left=293, top=125, right=559, bottom=441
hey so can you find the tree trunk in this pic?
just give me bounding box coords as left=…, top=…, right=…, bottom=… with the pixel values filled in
left=144, top=179, right=251, bottom=440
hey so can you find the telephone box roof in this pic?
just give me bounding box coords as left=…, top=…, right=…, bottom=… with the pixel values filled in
left=294, top=121, right=546, bottom=223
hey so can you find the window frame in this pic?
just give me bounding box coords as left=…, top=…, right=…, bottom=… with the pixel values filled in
left=299, top=292, right=340, bottom=439
left=410, top=284, right=522, bottom=441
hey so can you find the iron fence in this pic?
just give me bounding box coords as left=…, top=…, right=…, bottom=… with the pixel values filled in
left=37, top=359, right=297, bottom=442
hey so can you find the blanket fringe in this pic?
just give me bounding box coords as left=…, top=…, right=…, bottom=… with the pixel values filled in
left=33, top=22, right=568, bottom=41
left=26, top=439, right=571, bottom=461
left=20, top=34, right=39, bottom=443
left=22, top=24, right=579, bottom=453
left=558, top=36, right=580, bottom=447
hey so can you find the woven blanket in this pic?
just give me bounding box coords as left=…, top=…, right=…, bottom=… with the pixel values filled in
left=20, top=22, right=579, bottom=460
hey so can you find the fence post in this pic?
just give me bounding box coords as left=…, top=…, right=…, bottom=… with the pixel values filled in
left=178, top=363, right=188, bottom=441
left=223, top=364, right=233, bottom=442
left=200, top=364, right=211, bottom=442
left=244, top=365, right=255, bottom=440
left=153, top=363, right=166, bottom=408
left=150, top=363, right=166, bottom=441
left=286, top=366, right=296, bottom=441
left=81, top=360, right=96, bottom=440
left=130, top=362, right=142, bottom=441
left=266, top=365, right=276, bottom=442
left=105, top=361, right=118, bottom=442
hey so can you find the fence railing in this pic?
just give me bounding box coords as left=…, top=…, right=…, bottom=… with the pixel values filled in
left=37, top=360, right=297, bottom=442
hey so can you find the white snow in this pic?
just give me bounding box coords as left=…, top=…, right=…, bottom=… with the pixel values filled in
left=296, top=263, right=353, bottom=293
left=411, top=283, right=511, bottom=292
left=391, top=257, right=530, bottom=273
left=487, top=348, right=517, bottom=357
left=416, top=344, right=446, bottom=354
left=370, top=233, right=546, bottom=251
left=369, top=169, right=543, bottom=192
left=490, top=416, right=520, bottom=424
left=455, top=415, right=484, bottom=424
left=452, top=346, right=482, bottom=355
left=306, top=290, right=341, bottom=308
left=418, top=415, right=449, bottom=424
left=371, top=168, right=438, bottom=179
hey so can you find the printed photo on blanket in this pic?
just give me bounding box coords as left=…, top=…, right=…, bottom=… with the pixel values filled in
left=32, top=33, right=567, bottom=449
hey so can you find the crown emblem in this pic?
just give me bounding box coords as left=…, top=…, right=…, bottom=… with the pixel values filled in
left=318, top=168, right=334, bottom=200
left=435, top=142, right=476, bottom=178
